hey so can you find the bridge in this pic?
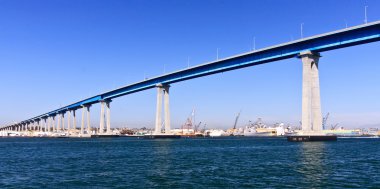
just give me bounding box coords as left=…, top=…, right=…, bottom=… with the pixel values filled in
left=1, top=21, right=380, bottom=136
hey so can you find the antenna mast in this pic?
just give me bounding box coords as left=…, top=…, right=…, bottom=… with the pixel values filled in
left=364, top=6, right=368, bottom=24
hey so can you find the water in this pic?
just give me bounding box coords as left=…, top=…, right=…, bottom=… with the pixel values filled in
left=0, top=137, right=379, bottom=188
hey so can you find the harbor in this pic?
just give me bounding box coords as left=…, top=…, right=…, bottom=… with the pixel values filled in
left=2, top=117, right=379, bottom=139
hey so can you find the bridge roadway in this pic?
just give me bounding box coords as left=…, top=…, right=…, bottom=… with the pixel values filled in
left=1, top=21, right=380, bottom=135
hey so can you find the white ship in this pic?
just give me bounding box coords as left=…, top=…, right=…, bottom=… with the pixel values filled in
left=243, top=118, right=285, bottom=137
left=206, top=129, right=227, bottom=137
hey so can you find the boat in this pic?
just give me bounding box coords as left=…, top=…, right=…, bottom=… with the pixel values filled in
left=206, top=129, right=226, bottom=137
left=243, top=118, right=285, bottom=137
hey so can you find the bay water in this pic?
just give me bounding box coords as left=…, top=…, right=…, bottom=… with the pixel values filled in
left=0, top=137, right=379, bottom=188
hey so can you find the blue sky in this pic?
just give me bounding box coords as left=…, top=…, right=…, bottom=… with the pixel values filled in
left=1, top=0, right=380, bottom=129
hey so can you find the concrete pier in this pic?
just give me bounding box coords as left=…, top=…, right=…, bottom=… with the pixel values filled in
left=57, top=114, right=61, bottom=131
left=106, top=100, right=111, bottom=134
left=163, top=85, right=171, bottom=134
left=150, top=83, right=178, bottom=138
left=97, top=100, right=112, bottom=136
left=72, top=110, right=76, bottom=131
left=288, top=51, right=336, bottom=142
left=81, top=105, right=91, bottom=135
left=86, top=106, right=91, bottom=134
left=61, top=113, right=65, bottom=131
left=67, top=111, right=71, bottom=131
left=155, top=84, right=163, bottom=134
left=300, top=51, right=322, bottom=132
left=81, top=107, right=85, bottom=134
left=52, top=115, right=56, bottom=132
left=99, top=101, right=105, bottom=134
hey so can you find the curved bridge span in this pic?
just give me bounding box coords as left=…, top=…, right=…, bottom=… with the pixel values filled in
left=2, top=21, right=380, bottom=135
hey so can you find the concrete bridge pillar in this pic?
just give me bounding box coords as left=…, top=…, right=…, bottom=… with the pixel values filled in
left=47, top=117, right=51, bottom=132
left=163, top=85, right=171, bottom=134
left=72, top=110, right=76, bottom=131
left=52, top=115, right=56, bottom=132
left=81, top=107, right=85, bottom=134
left=106, top=100, right=111, bottom=134
left=43, top=118, right=47, bottom=132
left=38, top=120, right=41, bottom=132
left=99, top=100, right=112, bottom=134
left=299, top=51, right=323, bottom=132
left=81, top=105, right=91, bottom=135
left=99, top=101, right=105, bottom=134
left=61, top=113, right=65, bottom=131
left=67, top=110, right=71, bottom=131
left=86, top=106, right=91, bottom=134
left=154, top=84, right=171, bottom=134
left=57, top=114, right=61, bottom=131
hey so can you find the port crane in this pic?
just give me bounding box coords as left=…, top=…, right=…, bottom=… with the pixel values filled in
left=233, top=110, right=242, bottom=130
left=322, top=112, right=330, bottom=130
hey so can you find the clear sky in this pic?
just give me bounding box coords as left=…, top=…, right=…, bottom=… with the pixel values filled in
left=1, top=0, right=380, bottom=129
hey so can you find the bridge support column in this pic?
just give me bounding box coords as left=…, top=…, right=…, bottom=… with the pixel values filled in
left=99, top=100, right=112, bottom=135
left=154, top=84, right=171, bottom=135
left=106, top=101, right=111, bottom=134
left=39, top=120, right=42, bottom=132
left=81, top=107, right=85, bottom=134
left=61, top=113, right=65, bottom=131
left=42, top=118, right=46, bottom=132
left=86, top=106, right=91, bottom=134
left=72, top=110, right=76, bottom=131
left=99, top=101, right=105, bottom=134
left=47, top=117, right=51, bottom=132
left=163, top=85, right=171, bottom=134
left=57, top=114, right=61, bottom=131
left=299, top=51, right=323, bottom=132
left=81, top=105, right=91, bottom=135
left=52, top=116, right=56, bottom=132
left=67, top=111, right=71, bottom=131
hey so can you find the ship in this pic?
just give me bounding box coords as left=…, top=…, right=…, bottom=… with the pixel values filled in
left=243, top=118, right=285, bottom=137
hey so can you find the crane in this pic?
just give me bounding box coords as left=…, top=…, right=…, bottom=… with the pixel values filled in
left=194, top=122, right=202, bottom=132
left=322, top=112, right=330, bottom=130
left=233, top=110, right=242, bottom=130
